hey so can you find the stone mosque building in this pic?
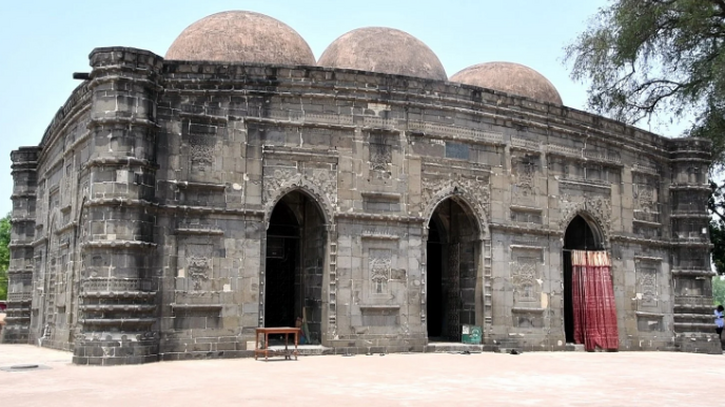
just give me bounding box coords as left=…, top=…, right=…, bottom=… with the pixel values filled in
left=2, top=10, right=718, bottom=364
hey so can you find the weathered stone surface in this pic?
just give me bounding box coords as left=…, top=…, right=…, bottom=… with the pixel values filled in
left=318, top=27, right=447, bottom=81
left=2, top=14, right=718, bottom=362
left=165, top=11, right=315, bottom=65
left=450, top=62, right=563, bottom=104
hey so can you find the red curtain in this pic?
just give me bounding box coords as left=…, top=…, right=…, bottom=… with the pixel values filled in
left=571, top=250, right=619, bottom=351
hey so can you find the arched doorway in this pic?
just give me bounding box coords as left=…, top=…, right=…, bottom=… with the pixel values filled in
left=264, top=191, right=326, bottom=344
left=426, top=197, right=480, bottom=341
left=563, top=214, right=603, bottom=343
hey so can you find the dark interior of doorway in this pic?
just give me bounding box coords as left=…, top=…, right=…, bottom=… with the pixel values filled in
left=426, top=198, right=478, bottom=342
left=427, top=220, right=444, bottom=338
left=264, top=191, right=326, bottom=345
left=563, top=215, right=600, bottom=343
left=265, top=202, right=299, bottom=329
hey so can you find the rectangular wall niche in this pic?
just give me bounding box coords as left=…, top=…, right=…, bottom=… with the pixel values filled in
left=636, top=315, right=664, bottom=332
left=510, top=247, right=543, bottom=308
left=674, top=277, right=707, bottom=297
left=188, top=127, right=216, bottom=171
left=635, top=259, right=660, bottom=309
left=360, top=305, right=400, bottom=326
left=368, top=249, right=392, bottom=295
left=368, top=132, right=395, bottom=181
left=512, top=311, right=545, bottom=329
left=510, top=208, right=543, bottom=224
left=177, top=240, right=214, bottom=291
left=182, top=117, right=226, bottom=182
left=445, top=142, right=470, bottom=160
left=362, top=192, right=400, bottom=213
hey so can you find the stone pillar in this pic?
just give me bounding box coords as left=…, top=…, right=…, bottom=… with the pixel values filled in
left=1, top=147, right=41, bottom=344
left=73, top=47, right=163, bottom=365
left=667, top=138, right=719, bottom=353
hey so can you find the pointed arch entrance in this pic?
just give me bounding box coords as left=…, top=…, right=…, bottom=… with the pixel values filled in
left=563, top=214, right=618, bottom=350
left=426, top=197, right=480, bottom=341
left=563, top=215, right=602, bottom=342
left=264, top=190, right=326, bottom=344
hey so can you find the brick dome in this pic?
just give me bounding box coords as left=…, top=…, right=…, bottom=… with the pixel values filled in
left=165, top=11, right=315, bottom=65
left=450, top=62, right=562, bottom=105
left=317, top=27, right=447, bottom=81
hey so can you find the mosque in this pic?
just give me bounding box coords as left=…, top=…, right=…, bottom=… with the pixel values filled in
left=1, top=10, right=718, bottom=364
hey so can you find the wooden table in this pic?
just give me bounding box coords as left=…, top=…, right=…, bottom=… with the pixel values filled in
left=254, top=327, right=301, bottom=361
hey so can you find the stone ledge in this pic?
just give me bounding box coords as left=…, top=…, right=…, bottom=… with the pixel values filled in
left=171, top=304, right=223, bottom=312
left=358, top=305, right=401, bottom=310
left=175, top=228, right=225, bottom=236
left=511, top=307, right=546, bottom=313
left=81, top=291, right=156, bottom=300
left=80, top=304, right=156, bottom=313
left=81, top=240, right=156, bottom=250
left=79, top=318, right=156, bottom=327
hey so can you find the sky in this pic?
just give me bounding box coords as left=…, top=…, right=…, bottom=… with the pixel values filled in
left=0, top=0, right=624, bottom=217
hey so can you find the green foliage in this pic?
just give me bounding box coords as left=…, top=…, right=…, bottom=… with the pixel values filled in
left=568, top=1, right=725, bottom=278
left=709, top=182, right=725, bottom=275
left=566, top=0, right=725, bottom=164
left=0, top=213, right=9, bottom=301
left=711, top=219, right=725, bottom=274
left=713, top=276, right=725, bottom=305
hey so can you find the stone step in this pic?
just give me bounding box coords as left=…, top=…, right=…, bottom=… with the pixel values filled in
left=425, top=342, right=486, bottom=353
left=267, top=344, right=331, bottom=356
left=565, top=343, right=586, bottom=352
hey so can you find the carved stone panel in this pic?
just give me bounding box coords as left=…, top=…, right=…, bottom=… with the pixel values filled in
left=635, top=259, right=660, bottom=308
left=559, top=196, right=611, bottom=241
left=262, top=159, right=338, bottom=222
left=361, top=237, right=403, bottom=306
left=511, top=155, right=537, bottom=204
left=185, top=120, right=219, bottom=177
left=369, top=249, right=392, bottom=295
left=511, top=248, right=543, bottom=307
left=189, top=134, right=215, bottom=172
left=177, top=242, right=213, bottom=291
left=369, top=133, right=393, bottom=181
left=421, top=174, right=491, bottom=235
left=187, top=256, right=211, bottom=290
left=633, top=174, right=660, bottom=223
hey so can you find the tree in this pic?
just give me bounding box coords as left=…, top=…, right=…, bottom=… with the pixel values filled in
left=714, top=276, right=725, bottom=305
left=0, top=214, right=9, bottom=300
left=567, top=1, right=725, bottom=274
left=709, top=181, right=725, bottom=274
left=566, top=0, right=725, bottom=163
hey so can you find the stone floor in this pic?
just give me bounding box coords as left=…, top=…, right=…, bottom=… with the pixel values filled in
left=0, top=344, right=722, bottom=406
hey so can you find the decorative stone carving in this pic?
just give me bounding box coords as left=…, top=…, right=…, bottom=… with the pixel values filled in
left=633, top=173, right=659, bottom=221
left=421, top=176, right=490, bottom=238
left=11, top=35, right=719, bottom=361
left=634, top=185, right=657, bottom=213
left=189, top=135, right=215, bottom=170
left=263, top=165, right=337, bottom=224
left=511, top=249, right=541, bottom=307
left=512, top=157, right=536, bottom=202
left=309, top=168, right=337, bottom=202
left=369, top=249, right=392, bottom=294
left=188, top=256, right=210, bottom=290
left=559, top=196, right=611, bottom=243
left=636, top=261, right=659, bottom=307
left=81, top=278, right=141, bottom=293
left=369, top=142, right=392, bottom=179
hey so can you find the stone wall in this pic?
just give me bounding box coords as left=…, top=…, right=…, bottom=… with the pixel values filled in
left=3, top=46, right=718, bottom=362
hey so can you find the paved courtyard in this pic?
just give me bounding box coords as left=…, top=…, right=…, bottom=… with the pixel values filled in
left=0, top=344, right=721, bottom=406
